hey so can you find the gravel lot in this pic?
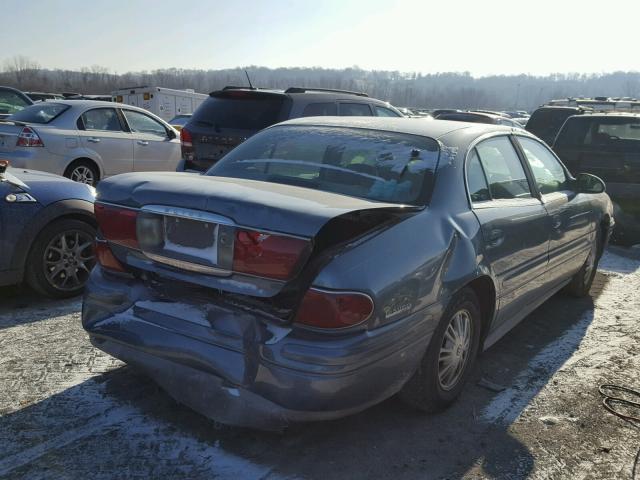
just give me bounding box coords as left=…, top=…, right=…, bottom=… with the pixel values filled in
left=1, top=248, right=639, bottom=479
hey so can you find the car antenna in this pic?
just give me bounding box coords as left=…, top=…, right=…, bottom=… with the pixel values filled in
left=244, top=69, right=255, bottom=90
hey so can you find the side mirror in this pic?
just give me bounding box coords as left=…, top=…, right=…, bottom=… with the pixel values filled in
left=167, top=129, right=177, bottom=140
left=576, top=172, right=605, bottom=194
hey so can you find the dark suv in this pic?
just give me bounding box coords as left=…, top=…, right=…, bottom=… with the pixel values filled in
left=178, top=87, right=403, bottom=172
left=526, top=106, right=590, bottom=145
left=553, top=113, right=640, bottom=244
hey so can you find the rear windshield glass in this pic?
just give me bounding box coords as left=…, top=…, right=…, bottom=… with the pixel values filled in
left=208, top=126, right=440, bottom=205
left=191, top=94, right=286, bottom=130
left=0, top=90, right=31, bottom=115
left=8, top=103, right=69, bottom=124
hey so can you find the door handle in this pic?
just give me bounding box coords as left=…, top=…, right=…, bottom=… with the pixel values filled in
left=137, top=140, right=149, bottom=146
left=486, top=228, right=505, bottom=249
left=87, top=137, right=100, bottom=143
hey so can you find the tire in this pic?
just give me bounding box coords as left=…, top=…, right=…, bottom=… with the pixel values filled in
left=565, top=229, right=601, bottom=298
left=399, top=288, right=482, bottom=412
left=64, top=160, right=99, bottom=186
left=25, top=219, right=96, bottom=298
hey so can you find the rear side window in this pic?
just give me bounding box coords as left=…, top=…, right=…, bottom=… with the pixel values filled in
left=438, top=113, right=487, bottom=123
left=339, top=103, right=373, bottom=116
left=302, top=102, right=337, bottom=117
left=123, top=110, right=167, bottom=137
left=518, top=137, right=568, bottom=194
left=208, top=125, right=440, bottom=205
left=191, top=94, right=286, bottom=130
left=467, top=149, right=491, bottom=202
left=79, top=108, right=123, bottom=131
left=8, top=103, right=69, bottom=124
left=554, top=117, right=591, bottom=147
left=526, top=109, right=576, bottom=144
left=587, top=117, right=640, bottom=149
left=375, top=106, right=401, bottom=117
left=476, top=137, right=532, bottom=199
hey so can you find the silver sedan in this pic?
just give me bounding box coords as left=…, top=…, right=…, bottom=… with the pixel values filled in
left=0, top=100, right=181, bottom=185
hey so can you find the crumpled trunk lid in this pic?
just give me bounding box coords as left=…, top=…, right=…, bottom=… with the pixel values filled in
left=97, top=172, right=404, bottom=237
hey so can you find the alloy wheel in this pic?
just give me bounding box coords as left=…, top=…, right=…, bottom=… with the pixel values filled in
left=43, top=230, right=95, bottom=292
left=438, top=309, right=472, bottom=391
left=70, top=166, right=95, bottom=185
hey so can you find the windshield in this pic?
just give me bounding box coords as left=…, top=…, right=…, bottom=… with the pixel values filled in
left=208, top=125, right=440, bottom=205
left=8, top=102, right=70, bottom=124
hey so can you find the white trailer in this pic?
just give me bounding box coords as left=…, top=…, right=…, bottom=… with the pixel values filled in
left=112, top=86, right=208, bottom=122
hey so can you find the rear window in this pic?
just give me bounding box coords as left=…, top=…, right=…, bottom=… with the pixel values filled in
left=0, top=90, right=31, bottom=115
left=208, top=125, right=440, bottom=205
left=191, top=93, right=286, bottom=130
left=8, top=102, right=69, bottom=124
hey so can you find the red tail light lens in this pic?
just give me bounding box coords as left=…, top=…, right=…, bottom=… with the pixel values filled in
left=16, top=126, right=44, bottom=147
left=95, top=240, right=127, bottom=273
left=232, top=229, right=310, bottom=280
left=180, top=127, right=193, bottom=147
left=295, top=289, right=374, bottom=329
left=180, top=127, right=194, bottom=161
left=94, top=203, right=139, bottom=248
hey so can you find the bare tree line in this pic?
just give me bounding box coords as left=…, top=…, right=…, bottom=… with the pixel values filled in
left=2, top=56, right=640, bottom=111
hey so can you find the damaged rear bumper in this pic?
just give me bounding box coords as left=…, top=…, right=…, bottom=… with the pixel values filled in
left=82, top=268, right=438, bottom=430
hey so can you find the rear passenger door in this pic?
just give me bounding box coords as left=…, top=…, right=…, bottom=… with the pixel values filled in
left=77, top=108, right=133, bottom=176
left=121, top=109, right=181, bottom=171
left=516, top=135, right=596, bottom=283
left=467, top=135, right=550, bottom=331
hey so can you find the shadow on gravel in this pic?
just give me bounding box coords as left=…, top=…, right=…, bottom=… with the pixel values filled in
left=0, top=285, right=81, bottom=330
left=0, top=274, right=610, bottom=480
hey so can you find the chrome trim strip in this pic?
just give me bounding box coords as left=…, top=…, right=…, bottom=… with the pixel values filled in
left=141, top=204, right=235, bottom=226
left=143, top=251, right=231, bottom=276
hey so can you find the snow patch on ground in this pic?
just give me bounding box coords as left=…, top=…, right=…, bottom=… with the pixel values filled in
left=482, top=250, right=640, bottom=425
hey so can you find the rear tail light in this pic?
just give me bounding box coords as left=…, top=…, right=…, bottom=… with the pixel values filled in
left=94, top=203, right=139, bottom=248
left=95, top=240, right=127, bottom=273
left=94, top=203, right=311, bottom=280
left=233, top=229, right=310, bottom=280
left=16, top=126, right=44, bottom=147
left=295, top=289, right=374, bottom=329
left=180, top=127, right=194, bottom=161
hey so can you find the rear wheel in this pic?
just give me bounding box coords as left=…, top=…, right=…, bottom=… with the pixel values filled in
left=399, top=288, right=481, bottom=412
left=64, top=160, right=99, bottom=186
left=565, top=230, right=601, bottom=297
left=26, top=219, right=96, bottom=298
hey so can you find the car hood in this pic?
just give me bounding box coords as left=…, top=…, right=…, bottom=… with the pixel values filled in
left=4, top=167, right=95, bottom=205
left=96, top=172, right=411, bottom=237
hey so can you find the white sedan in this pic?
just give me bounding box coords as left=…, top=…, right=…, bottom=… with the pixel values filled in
left=0, top=100, right=181, bottom=185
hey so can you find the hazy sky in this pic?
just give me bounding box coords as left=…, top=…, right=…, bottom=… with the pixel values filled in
left=3, top=0, right=639, bottom=76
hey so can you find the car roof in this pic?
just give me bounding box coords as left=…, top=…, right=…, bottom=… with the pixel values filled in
left=574, top=112, right=640, bottom=118
left=34, top=99, right=146, bottom=109
left=209, top=87, right=392, bottom=105
left=274, top=116, right=513, bottom=140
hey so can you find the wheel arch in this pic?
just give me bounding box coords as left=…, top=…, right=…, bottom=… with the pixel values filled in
left=10, top=200, right=96, bottom=282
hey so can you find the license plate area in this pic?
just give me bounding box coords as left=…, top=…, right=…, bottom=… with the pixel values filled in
left=138, top=205, right=235, bottom=275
